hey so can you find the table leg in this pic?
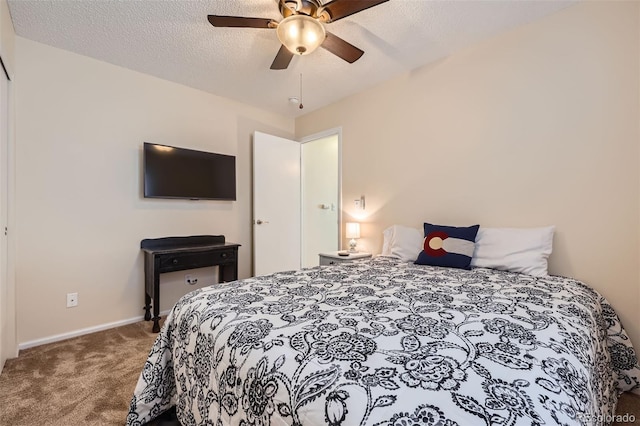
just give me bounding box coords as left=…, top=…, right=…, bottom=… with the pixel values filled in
left=144, top=292, right=151, bottom=321
left=219, top=259, right=238, bottom=283
left=218, top=265, right=225, bottom=283
left=152, top=272, right=161, bottom=333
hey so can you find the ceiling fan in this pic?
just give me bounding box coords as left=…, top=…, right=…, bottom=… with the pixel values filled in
left=208, top=0, right=389, bottom=70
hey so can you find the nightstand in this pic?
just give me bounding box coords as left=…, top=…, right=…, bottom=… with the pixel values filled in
left=319, top=251, right=372, bottom=266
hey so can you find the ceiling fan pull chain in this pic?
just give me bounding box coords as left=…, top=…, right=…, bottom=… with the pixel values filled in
left=299, top=73, right=304, bottom=110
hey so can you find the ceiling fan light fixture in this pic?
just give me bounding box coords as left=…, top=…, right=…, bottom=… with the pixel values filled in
left=277, top=15, right=326, bottom=56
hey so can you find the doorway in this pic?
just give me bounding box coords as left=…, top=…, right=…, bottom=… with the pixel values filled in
left=253, top=129, right=341, bottom=275
left=301, top=133, right=339, bottom=267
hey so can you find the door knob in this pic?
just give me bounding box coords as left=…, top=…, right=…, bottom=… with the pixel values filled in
left=255, top=219, right=270, bottom=225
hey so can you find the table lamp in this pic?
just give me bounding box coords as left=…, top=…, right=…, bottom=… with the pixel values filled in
left=345, top=222, right=361, bottom=253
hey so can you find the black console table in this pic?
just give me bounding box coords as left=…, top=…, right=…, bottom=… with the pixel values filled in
left=141, top=235, right=240, bottom=332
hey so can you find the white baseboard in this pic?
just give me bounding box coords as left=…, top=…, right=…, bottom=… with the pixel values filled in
left=17, top=310, right=172, bottom=351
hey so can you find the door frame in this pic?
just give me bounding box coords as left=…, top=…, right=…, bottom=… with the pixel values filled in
left=0, top=63, right=15, bottom=371
left=252, top=128, right=342, bottom=276
left=299, top=127, right=343, bottom=250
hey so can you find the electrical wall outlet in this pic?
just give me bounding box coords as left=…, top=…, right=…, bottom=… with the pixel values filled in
left=66, top=292, right=78, bottom=308
left=185, top=274, right=198, bottom=286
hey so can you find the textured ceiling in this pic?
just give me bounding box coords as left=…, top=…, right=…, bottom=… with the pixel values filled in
left=8, top=0, right=576, bottom=118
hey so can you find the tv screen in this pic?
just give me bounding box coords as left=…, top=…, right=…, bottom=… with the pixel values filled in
left=143, top=142, right=236, bottom=200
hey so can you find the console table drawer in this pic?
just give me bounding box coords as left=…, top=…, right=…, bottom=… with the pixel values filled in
left=160, top=252, right=215, bottom=272
left=214, top=249, right=236, bottom=264
left=159, top=249, right=237, bottom=272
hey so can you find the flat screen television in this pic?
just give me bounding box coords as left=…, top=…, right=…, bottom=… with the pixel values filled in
left=143, top=142, right=236, bottom=200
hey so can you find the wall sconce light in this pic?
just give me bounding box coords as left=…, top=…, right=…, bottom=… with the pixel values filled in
left=345, top=222, right=361, bottom=252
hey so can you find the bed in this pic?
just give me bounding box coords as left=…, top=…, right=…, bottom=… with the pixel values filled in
left=126, top=256, right=640, bottom=426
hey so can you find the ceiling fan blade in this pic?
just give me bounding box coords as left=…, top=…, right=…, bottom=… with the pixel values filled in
left=208, top=15, right=276, bottom=28
left=271, top=45, right=295, bottom=70
left=319, top=0, right=389, bottom=23
left=321, top=32, right=364, bottom=64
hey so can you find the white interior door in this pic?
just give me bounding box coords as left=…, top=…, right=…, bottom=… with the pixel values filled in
left=253, top=131, right=301, bottom=276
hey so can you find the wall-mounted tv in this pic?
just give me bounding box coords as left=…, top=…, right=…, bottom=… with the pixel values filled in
left=143, top=142, right=236, bottom=201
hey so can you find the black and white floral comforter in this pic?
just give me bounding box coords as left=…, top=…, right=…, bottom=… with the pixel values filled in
left=127, top=257, right=640, bottom=426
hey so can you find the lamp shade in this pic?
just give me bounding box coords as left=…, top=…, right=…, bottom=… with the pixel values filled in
left=345, top=222, right=361, bottom=239
left=276, top=15, right=326, bottom=56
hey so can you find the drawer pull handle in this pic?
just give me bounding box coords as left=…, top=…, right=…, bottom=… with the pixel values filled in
left=172, top=259, right=178, bottom=265
left=221, top=253, right=228, bottom=259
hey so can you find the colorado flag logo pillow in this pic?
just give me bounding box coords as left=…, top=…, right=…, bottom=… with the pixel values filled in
left=415, top=223, right=480, bottom=269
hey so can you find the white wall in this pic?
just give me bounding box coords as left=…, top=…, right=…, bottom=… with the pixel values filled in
left=14, top=37, right=294, bottom=345
left=296, top=2, right=640, bottom=348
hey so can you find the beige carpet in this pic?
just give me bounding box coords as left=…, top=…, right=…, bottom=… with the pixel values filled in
left=614, top=392, right=640, bottom=425
left=0, top=321, right=158, bottom=426
left=0, top=320, right=639, bottom=425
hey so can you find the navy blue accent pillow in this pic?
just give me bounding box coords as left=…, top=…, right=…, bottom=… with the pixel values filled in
left=415, top=223, right=480, bottom=269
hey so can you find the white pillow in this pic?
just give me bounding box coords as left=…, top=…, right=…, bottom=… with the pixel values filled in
left=470, top=226, right=555, bottom=277
left=381, top=226, right=394, bottom=256
left=381, top=225, right=423, bottom=262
